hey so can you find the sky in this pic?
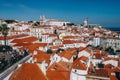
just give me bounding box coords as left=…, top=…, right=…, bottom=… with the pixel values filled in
left=0, top=0, right=120, bottom=28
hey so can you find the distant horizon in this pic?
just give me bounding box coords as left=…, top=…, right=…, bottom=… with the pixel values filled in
left=0, top=0, right=120, bottom=28
left=2, top=18, right=120, bottom=28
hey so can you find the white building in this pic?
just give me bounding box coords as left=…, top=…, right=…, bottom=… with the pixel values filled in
left=83, top=18, right=88, bottom=27
left=93, top=37, right=101, bottom=47
left=40, top=16, right=70, bottom=27
left=100, top=37, right=120, bottom=50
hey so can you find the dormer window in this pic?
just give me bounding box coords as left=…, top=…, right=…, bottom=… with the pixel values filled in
left=77, top=64, right=80, bottom=67
left=75, top=69, right=77, bottom=72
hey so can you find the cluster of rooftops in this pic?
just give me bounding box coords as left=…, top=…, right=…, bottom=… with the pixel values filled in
left=0, top=20, right=120, bottom=80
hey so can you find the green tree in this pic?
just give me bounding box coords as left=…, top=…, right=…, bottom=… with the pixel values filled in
left=105, top=46, right=114, bottom=55
left=46, top=49, right=53, bottom=54
left=0, top=24, right=9, bottom=47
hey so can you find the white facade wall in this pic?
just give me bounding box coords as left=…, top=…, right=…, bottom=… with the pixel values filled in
left=78, top=51, right=90, bottom=58
left=91, top=59, right=102, bottom=66
left=70, top=70, right=87, bottom=80
left=45, top=21, right=69, bottom=26
left=63, top=44, right=75, bottom=49
left=53, top=41, right=62, bottom=46
left=93, top=37, right=100, bottom=47
left=103, top=60, right=118, bottom=67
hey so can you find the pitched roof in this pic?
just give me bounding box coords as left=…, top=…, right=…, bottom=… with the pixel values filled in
left=79, top=56, right=88, bottom=61
left=113, top=67, right=120, bottom=72
left=110, top=75, right=118, bottom=80
left=42, top=33, right=56, bottom=37
left=94, top=68, right=109, bottom=77
left=62, top=40, right=77, bottom=44
left=46, top=61, right=71, bottom=80
left=104, top=57, right=119, bottom=61
left=11, top=36, right=38, bottom=43
left=72, top=57, right=87, bottom=70
left=33, top=49, right=51, bottom=63
left=59, top=48, right=77, bottom=60
left=9, top=63, right=47, bottom=80
left=0, top=34, right=28, bottom=40
left=104, top=64, right=114, bottom=69
left=14, top=42, right=32, bottom=46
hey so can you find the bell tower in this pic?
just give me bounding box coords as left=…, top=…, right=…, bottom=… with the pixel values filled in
left=40, top=15, right=45, bottom=25
left=83, top=18, right=88, bottom=27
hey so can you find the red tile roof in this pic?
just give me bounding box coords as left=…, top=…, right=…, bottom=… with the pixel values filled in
left=72, top=57, right=87, bottom=70
left=79, top=56, right=88, bottom=61
left=110, top=75, right=118, bottom=80
left=62, top=40, right=77, bottom=44
left=104, top=57, right=119, bottom=61
left=59, top=48, right=77, bottom=60
left=94, top=68, right=109, bottom=77
left=42, top=33, right=56, bottom=37
left=34, top=43, right=47, bottom=47
left=14, top=42, right=32, bottom=46
left=11, top=36, right=38, bottom=43
left=79, top=47, right=86, bottom=51
left=46, top=61, right=71, bottom=80
left=0, top=34, right=28, bottom=40
left=9, top=63, right=47, bottom=80
left=113, top=67, right=120, bottom=72
left=33, top=49, right=51, bottom=63
left=104, top=64, right=114, bottom=69
left=93, top=54, right=102, bottom=59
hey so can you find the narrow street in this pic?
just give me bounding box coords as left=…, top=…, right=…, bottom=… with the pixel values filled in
left=0, top=54, right=31, bottom=80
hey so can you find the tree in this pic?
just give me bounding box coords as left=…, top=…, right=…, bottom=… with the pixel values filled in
left=0, top=24, right=9, bottom=47
left=105, top=46, right=114, bottom=55
left=67, top=23, right=74, bottom=26
left=116, top=50, right=120, bottom=52
left=56, top=48, right=64, bottom=53
left=46, top=49, right=53, bottom=54
left=5, top=20, right=17, bottom=23
left=32, top=22, right=39, bottom=26
left=98, top=62, right=104, bottom=68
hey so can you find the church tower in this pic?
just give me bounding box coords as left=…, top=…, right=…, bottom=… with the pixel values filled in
left=40, top=15, right=46, bottom=25
left=83, top=18, right=88, bottom=27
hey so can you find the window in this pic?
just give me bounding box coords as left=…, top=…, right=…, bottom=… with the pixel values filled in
left=77, top=64, right=80, bottom=67
left=75, top=69, right=77, bottom=72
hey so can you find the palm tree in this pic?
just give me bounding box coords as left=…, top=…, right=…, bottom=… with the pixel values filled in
left=0, top=24, right=9, bottom=47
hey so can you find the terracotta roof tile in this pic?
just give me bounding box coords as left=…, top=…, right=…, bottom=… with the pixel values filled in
left=94, top=68, right=109, bottom=77
left=11, top=36, right=38, bottom=43
left=59, top=49, right=77, bottom=60
left=34, top=43, right=47, bottom=47
left=33, top=49, right=51, bottom=63
left=0, top=34, right=28, bottom=40
left=104, top=64, right=114, bottom=69
left=104, top=57, right=119, bottom=61
left=110, top=75, right=118, bottom=80
left=79, top=56, right=88, bottom=61
left=46, top=61, right=71, bottom=80
left=93, top=54, right=102, bottom=59
left=113, top=67, right=120, bottom=72
left=42, top=33, right=56, bottom=37
left=14, top=43, right=32, bottom=46
left=79, top=47, right=86, bottom=51
left=62, top=40, right=77, bottom=44
left=9, top=63, right=47, bottom=80
left=72, top=57, right=87, bottom=70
